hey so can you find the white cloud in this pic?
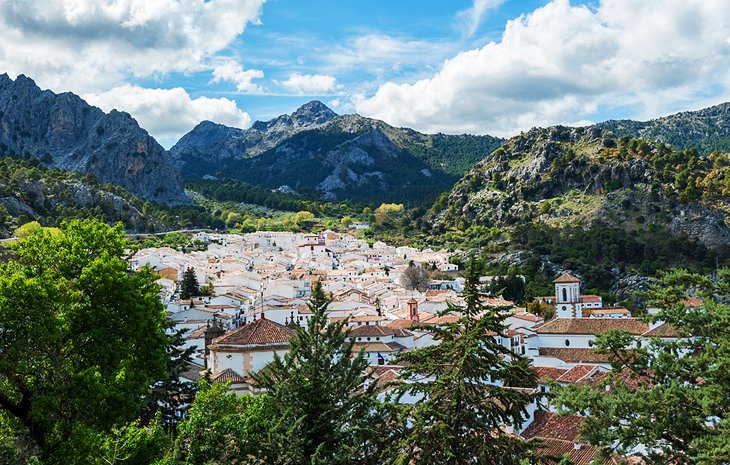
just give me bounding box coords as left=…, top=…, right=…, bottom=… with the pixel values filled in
left=211, top=60, right=265, bottom=93
left=356, top=0, right=730, bottom=137
left=0, top=0, right=265, bottom=94
left=456, top=0, right=506, bottom=38
left=84, top=85, right=251, bottom=148
left=324, top=34, right=454, bottom=76
left=278, top=73, right=338, bottom=95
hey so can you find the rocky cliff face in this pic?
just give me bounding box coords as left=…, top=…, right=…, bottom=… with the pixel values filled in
left=434, top=125, right=730, bottom=249
left=0, top=74, right=187, bottom=205
left=171, top=101, right=503, bottom=204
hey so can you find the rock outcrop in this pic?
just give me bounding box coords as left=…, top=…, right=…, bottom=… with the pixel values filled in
left=434, top=125, right=730, bottom=249
left=0, top=74, right=187, bottom=205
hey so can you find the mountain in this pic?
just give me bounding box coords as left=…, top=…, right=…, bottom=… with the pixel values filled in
left=0, top=74, right=187, bottom=205
left=596, top=102, right=730, bottom=155
left=171, top=101, right=504, bottom=204
left=429, top=125, right=730, bottom=295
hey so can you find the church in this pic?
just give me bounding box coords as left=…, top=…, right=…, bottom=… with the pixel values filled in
left=536, top=273, right=629, bottom=318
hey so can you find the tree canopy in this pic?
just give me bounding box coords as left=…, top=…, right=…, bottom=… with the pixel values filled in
left=0, top=220, right=168, bottom=464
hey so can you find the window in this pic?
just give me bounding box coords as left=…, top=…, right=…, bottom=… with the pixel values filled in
left=376, top=337, right=380, bottom=341
left=636, top=341, right=642, bottom=348
left=366, top=337, right=371, bottom=341
left=565, top=339, right=571, bottom=347
left=562, top=288, right=567, bottom=301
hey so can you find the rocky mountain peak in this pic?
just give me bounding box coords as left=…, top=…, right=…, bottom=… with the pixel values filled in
left=290, top=100, right=338, bottom=128
left=0, top=74, right=187, bottom=205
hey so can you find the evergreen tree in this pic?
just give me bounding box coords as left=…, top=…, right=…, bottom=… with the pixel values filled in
left=139, top=319, right=198, bottom=430
left=179, top=267, right=199, bottom=300
left=252, top=281, right=389, bottom=464
left=554, top=269, right=730, bottom=464
left=388, top=257, right=538, bottom=465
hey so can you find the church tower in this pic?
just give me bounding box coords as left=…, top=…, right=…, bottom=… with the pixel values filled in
left=553, top=273, right=582, bottom=318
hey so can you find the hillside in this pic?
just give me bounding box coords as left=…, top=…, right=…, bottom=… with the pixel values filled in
left=0, top=74, right=187, bottom=204
left=596, top=102, right=730, bottom=155
left=428, top=126, right=730, bottom=295
left=171, top=101, right=503, bottom=204
left=0, top=155, right=217, bottom=237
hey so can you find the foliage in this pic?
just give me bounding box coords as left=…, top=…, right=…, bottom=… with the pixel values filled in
left=140, top=319, right=197, bottom=430
left=0, top=220, right=168, bottom=464
left=179, top=267, right=199, bottom=300
left=554, top=268, right=730, bottom=464
left=252, top=282, right=389, bottom=464
left=388, top=258, right=539, bottom=464
left=171, top=382, right=285, bottom=465
left=374, top=203, right=405, bottom=225
left=399, top=265, right=432, bottom=293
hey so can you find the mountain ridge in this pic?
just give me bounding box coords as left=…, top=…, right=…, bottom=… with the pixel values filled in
left=0, top=74, right=187, bottom=205
left=171, top=100, right=505, bottom=204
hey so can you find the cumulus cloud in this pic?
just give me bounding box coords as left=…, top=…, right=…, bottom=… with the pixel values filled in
left=278, top=73, right=338, bottom=95
left=356, top=0, right=730, bottom=137
left=84, top=85, right=251, bottom=148
left=211, top=60, right=265, bottom=93
left=0, top=0, right=265, bottom=94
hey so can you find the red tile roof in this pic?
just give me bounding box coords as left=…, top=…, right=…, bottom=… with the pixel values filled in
left=536, top=318, right=648, bottom=335
left=553, top=272, right=581, bottom=284
left=533, top=366, right=569, bottom=384
left=556, top=364, right=600, bottom=384
left=522, top=412, right=635, bottom=465
left=641, top=322, right=681, bottom=338
left=210, top=368, right=247, bottom=384
left=213, top=318, right=294, bottom=346
left=348, top=325, right=412, bottom=337
left=522, top=411, right=583, bottom=442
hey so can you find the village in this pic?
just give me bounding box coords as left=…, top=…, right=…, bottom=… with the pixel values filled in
left=131, top=229, right=692, bottom=464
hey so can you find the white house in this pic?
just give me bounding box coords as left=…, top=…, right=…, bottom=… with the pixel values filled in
left=208, top=318, right=295, bottom=394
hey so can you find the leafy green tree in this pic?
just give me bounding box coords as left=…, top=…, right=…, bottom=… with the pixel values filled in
left=179, top=267, right=199, bottom=300
left=554, top=269, right=730, bottom=465
left=171, top=382, right=288, bottom=465
left=388, top=257, right=538, bottom=465
left=252, top=281, right=388, bottom=464
left=0, top=220, right=168, bottom=464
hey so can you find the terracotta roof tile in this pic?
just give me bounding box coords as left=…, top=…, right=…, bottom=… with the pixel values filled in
left=522, top=411, right=583, bottom=442
left=352, top=341, right=406, bottom=352
left=556, top=364, right=599, bottom=384
left=210, top=368, right=247, bottom=384
left=536, top=318, right=648, bottom=335
left=348, top=325, right=412, bottom=337
left=532, top=366, right=569, bottom=383
left=553, top=272, right=582, bottom=284
left=642, top=322, right=681, bottom=338
left=213, top=318, right=294, bottom=346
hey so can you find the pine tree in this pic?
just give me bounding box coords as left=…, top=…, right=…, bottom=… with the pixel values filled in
left=388, top=257, right=538, bottom=465
left=179, top=267, right=199, bottom=300
left=252, top=281, right=389, bottom=464
left=140, top=318, right=198, bottom=429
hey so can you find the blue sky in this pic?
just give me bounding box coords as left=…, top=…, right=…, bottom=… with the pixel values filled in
left=1, top=0, right=730, bottom=148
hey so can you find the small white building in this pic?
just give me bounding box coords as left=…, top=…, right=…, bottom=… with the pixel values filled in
left=208, top=318, right=295, bottom=394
